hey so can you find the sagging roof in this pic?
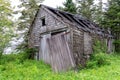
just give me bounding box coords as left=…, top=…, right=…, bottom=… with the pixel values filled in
left=40, top=4, right=113, bottom=38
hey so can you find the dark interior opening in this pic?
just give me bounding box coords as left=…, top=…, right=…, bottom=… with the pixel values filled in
left=51, top=30, right=66, bottom=36
left=41, top=17, right=46, bottom=26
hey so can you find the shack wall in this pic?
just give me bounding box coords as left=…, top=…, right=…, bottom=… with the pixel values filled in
left=72, top=29, right=86, bottom=66
left=29, top=7, right=67, bottom=48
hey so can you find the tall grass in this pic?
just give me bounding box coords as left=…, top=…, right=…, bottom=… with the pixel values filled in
left=0, top=53, right=120, bottom=80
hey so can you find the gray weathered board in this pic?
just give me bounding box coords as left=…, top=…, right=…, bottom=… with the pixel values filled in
left=40, top=32, right=75, bottom=72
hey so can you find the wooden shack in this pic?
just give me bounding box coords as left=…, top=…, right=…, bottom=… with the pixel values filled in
left=28, top=5, right=113, bottom=72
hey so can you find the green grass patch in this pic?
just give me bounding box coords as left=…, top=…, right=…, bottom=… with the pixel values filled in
left=0, top=53, right=120, bottom=80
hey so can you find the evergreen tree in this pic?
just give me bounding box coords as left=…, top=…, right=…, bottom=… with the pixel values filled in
left=77, top=0, right=106, bottom=24
left=58, top=0, right=77, bottom=14
left=16, top=0, right=43, bottom=50
left=102, top=0, right=120, bottom=52
left=77, top=0, right=95, bottom=20
left=0, top=0, right=13, bottom=55
left=93, top=0, right=104, bottom=24
left=18, top=0, right=43, bottom=29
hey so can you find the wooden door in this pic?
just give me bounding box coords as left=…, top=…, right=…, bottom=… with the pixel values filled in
left=39, top=34, right=51, bottom=64
left=40, top=32, right=75, bottom=72
left=48, top=33, right=75, bottom=72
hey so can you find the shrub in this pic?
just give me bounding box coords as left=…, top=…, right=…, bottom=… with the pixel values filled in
left=85, top=39, right=110, bottom=69
left=96, top=53, right=109, bottom=66
left=0, top=54, right=18, bottom=64
left=113, top=40, right=120, bottom=52
left=93, top=39, right=107, bottom=53
left=20, top=48, right=38, bottom=59
left=0, top=52, right=2, bottom=59
left=0, top=48, right=37, bottom=65
left=86, top=53, right=110, bottom=68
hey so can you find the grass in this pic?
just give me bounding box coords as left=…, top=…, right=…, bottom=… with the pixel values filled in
left=0, top=54, right=120, bottom=80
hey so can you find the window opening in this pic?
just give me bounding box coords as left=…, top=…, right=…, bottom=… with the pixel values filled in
left=41, top=17, right=46, bottom=26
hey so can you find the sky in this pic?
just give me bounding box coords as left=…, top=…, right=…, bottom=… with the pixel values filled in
left=43, top=0, right=107, bottom=8
left=42, top=0, right=65, bottom=8
left=10, top=0, right=107, bottom=10
left=10, top=0, right=76, bottom=9
left=42, top=0, right=76, bottom=8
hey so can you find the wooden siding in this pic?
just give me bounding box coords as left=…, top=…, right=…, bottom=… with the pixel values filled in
left=39, top=34, right=51, bottom=64
left=72, top=30, right=86, bottom=66
left=37, top=7, right=67, bottom=33
left=39, top=32, right=75, bottom=72
left=84, top=32, right=92, bottom=55
left=28, top=7, right=67, bottom=48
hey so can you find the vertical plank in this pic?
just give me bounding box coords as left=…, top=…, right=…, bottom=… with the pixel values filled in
left=48, top=33, right=75, bottom=72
